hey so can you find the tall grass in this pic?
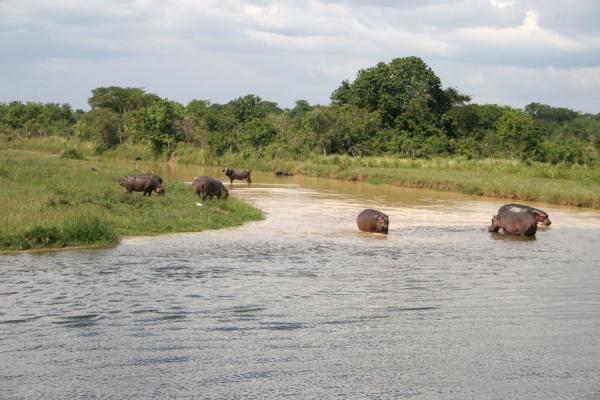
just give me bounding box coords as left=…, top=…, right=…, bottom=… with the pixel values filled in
left=176, top=149, right=600, bottom=208
left=4, top=136, right=600, bottom=210
left=0, top=150, right=263, bottom=251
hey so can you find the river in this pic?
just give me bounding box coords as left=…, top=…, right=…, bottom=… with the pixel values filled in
left=2, top=167, right=600, bottom=399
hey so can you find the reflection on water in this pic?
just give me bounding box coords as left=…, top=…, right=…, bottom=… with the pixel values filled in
left=2, top=165, right=600, bottom=399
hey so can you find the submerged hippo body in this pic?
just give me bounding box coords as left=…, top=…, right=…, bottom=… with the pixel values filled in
left=120, top=174, right=164, bottom=196
left=192, top=176, right=229, bottom=201
left=357, top=209, right=389, bottom=234
left=223, top=168, right=251, bottom=184
left=488, top=210, right=538, bottom=236
left=498, top=203, right=551, bottom=226
left=275, top=170, right=293, bottom=177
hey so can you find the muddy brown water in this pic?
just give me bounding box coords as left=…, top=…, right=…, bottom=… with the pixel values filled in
left=1, top=166, right=600, bottom=399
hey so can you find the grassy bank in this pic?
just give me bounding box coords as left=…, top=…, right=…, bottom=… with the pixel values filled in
left=0, top=148, right=263, bottom=251
left=171, top=146, right=600, bottom=208
left=3, top=136, right=600, bottom=209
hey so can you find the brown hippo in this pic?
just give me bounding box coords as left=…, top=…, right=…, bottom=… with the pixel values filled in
left=223, top=168, right=251, bottom=184
left=498, top=203, right=551, bottom=226
left=275, top=170, right=293, bottom=177
left=357, top=209, right=389, bottom=234
left=488, top=210, right=537, bottom=237
left=192, top=176, right=229, bottom=201
left=120, top=174, right=164, bottom=196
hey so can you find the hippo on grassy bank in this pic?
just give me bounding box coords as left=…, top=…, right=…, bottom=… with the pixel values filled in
left=223, top=168, right=251, bottom=184
left=192, top=176, right=229, bottom=201
left=498, top=203, right=551, bottom=226
left=488, top=209, right=537, bottom=237
left=120, top=174, right=164, bottom=196
left=357, top=209, right=389, bottom=234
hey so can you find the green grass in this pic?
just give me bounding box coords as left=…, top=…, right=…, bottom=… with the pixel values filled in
left=175, top=150, right=600, bottom=209
left=0, top=149, right=263, bottom=251
left=4, top=136, right=600, bottom=210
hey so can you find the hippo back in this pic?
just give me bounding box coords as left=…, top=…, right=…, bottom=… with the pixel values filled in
left=223, top=168, right=251, bottom=182
left=498, top=203, right=550, bottom=226
left=193, top=176, right=228, bottom=199
left=357, top=208, right=389, bottom=234
left=496, top=210, right=538, bottom=236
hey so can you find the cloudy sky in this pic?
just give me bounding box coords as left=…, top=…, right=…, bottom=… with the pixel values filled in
left=1, top=0, right=599, bottom=112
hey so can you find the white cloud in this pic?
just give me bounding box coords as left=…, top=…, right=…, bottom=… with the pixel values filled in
left=490, top=0, right=515, bottom=9
left=1, top=0, right=599, bottom=112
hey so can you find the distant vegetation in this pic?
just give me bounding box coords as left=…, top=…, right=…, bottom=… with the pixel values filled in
left=0, top=150, right=263, bottom=251
left=1, top=56, right=598, bottom=165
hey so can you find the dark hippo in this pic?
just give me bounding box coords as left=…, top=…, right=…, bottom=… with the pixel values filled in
left=223, top=168, right=251, bottom=184
left=488, top=210, right=537, bottom=236
left=275, top=170, right=293, bottom=177
left=120, top=174, right=164, bottom=196
left=498, top=203, right=551, bottom=226
left=357, top=209, right=389, bottom=234
left=192, top=176, right=229, bottom=201
left=130, top=173, right=163, bottom=184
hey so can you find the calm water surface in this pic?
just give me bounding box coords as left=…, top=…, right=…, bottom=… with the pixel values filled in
left=1, top=167, right=600, bottom=399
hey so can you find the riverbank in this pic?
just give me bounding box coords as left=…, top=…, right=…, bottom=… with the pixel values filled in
left=174, top=146, right=600, bottom=209
left=0, top=148, right=263, bottom=251
left=3, top=136, right=600, bottom=209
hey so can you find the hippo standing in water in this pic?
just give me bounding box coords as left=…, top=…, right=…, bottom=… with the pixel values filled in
left=223, top=168, right=251, bottom=185
left=357, top=209, right=389, bottom=234
left=488, top=209, right=538, bottom=236
left=275, top=170, right=294, bottom=177
left=498, top=203, right=551, bottom=226
left=120, top=173, right=164, bottom=196
left=192, top=176, right=229, bottom=201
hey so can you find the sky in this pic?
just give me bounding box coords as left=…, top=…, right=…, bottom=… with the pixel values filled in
left=1, top=0, right=599, bottom=113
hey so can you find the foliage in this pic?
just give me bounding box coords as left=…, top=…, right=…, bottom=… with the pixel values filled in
left=126, top=99, right=184, bottom=154
left=496, top=109, right=543, bottom=160
left=60, top=147, right=85, bottom=160
left=331, top=56, right=450, bottom=128
left=75, top=108, right=121, bottom=151
left=88, top=86, right=160, bottom=114
left=1, top=58, right=599, bottom=165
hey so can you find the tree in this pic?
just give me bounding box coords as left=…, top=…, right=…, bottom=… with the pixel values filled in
left=228, top=94, right=267, bottom=123
left=75, top=109, right=121, bottom=151
left=496, top=109, right=543, bottom=160
left=304, top=105, right=379, bottom=156
left=128, top=99, right=183, bottom=154
left=88, top=87, right=160, bottom=114
left=525, top=102, right=579, bottom=124
left=330, top=57, right=449, bottom=128
left=237, top=119, right=278, bottom=150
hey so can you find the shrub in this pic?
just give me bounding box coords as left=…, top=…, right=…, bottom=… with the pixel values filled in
left=60, top=147, right=84, bottom=159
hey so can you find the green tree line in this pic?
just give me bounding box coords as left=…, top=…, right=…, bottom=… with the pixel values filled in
left=2, top=57, right=599, bottom=164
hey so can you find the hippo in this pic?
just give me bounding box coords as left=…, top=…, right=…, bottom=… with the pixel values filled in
left=120, top=174, right=164, bottom=196
left=192, top=176, right=229, bottom=201
left=357, top=209, right=389, bottom=234
left=498, top=203, right=551, bottom=226
left=275, top=170, right=294, bottom=177
left=488, top=210, right=537, bottom=237
left=223, top=168, right=251, bottom=184
left=131, top=173, right=163, bottom=184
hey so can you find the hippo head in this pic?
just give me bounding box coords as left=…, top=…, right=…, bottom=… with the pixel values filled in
left=222, top=186, right=229, bottom=199
left=488, top=215, right=501, bottom=232
left=222, top=168, right=233, bottom=177
left=377, top=214, right=389, bottom=234
left=535, top=213, right=551, bottom=226
left=155, top=184, right=165, bottom=195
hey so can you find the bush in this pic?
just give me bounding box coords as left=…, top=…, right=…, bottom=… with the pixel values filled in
left=60, top=147, right=84, bottom=159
